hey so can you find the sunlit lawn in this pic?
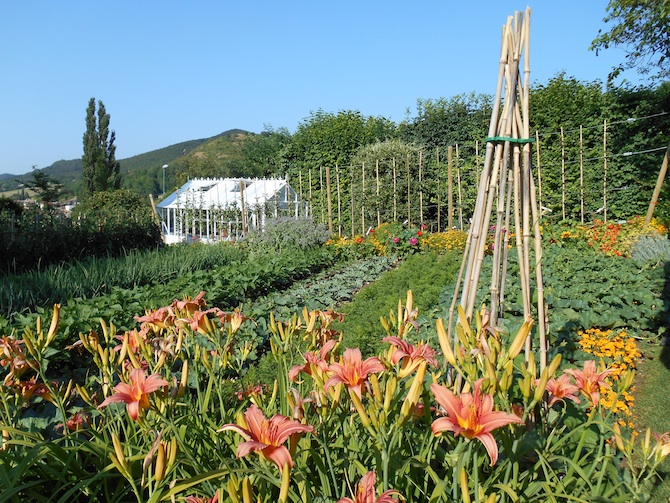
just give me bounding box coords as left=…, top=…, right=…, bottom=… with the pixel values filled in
left=634, top=338, right=670, bottom=501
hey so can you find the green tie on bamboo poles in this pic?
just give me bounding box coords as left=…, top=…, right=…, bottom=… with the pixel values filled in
left=644, top=141, right=670, bottom=225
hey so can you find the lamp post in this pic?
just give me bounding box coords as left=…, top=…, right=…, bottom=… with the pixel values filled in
left=162, top=164, right=168, bottom=195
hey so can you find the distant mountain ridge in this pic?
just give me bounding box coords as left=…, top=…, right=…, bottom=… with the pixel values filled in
left=0, top=128, right=250, bottom=197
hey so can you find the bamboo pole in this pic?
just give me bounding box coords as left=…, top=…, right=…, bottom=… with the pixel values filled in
left=308, top=170, right=313, bottom=219
left=419, top=151, right=424, bottom=227
left=644, top=141, right=670, bottom=224
left=580, top=125, right=585, bottom=223
left=437, top=147, right=441, bottom=231
left=603, top=119, right=608, bottom=222
left=376, top=160, right=381, bottom=227
left=393, top=158, right=397, bottom=222
left=448, top=145, right=454, bottom=230
left=319, top=166, right=325, bottom=224
left=299, top=171, right=303, bottom=218
left=561, top=126, right=566, bottom=221
left=326, top=165, right=333, bottom=234
left=406, top=154, right=411, bottom=224
left=350, top=165, right=355, bottom=236
left=361, top=162, right=366, bottom=234
left=336, top=165, right=342, bottom=236
left=535, top=130, right=542, bottom=215
left=456, top=143, right=463, bottom=230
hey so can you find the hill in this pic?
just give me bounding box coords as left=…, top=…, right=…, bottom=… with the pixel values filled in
left=0, top=128, right=252, bottom=198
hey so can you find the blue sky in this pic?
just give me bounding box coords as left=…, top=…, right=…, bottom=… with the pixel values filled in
left=0, top=1, right=639, bottom=175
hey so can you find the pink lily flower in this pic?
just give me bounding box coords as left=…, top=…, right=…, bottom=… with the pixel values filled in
left=383, top=336, right=438, bottom=377
left=541, top=373, right=581, bottom=407
left=324, top=348, right=385, bottom=399
left=337, top=471, right=401, bottom=503
left=218, top=404, right=314, bottom=470
left=289, top=339, right=336, bottom=382
left=98, top=368, right=169, bottom=421
left=564, top=360, right=614, bottom=406
left=431, top=379, right=523, bottom=465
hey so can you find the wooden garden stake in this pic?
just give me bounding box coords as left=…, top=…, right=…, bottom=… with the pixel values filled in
left=336, top=164, right=342, bottom=236
left=393, top=158, right=397, bottom=222
left=326, top=165, right=333, bottom=234
left=419, top=151, right=424, bottom=227
left=561, top=126, right=566, bottom=221
left=644, top=141, right=670, bottom=224
left=456, top=143, right=463, bottom=230
left=603, top=119, right=608, bottom=222
left=319, top=166, right=325, bottom=225
left=580, top=125, right=585, bottom=223
left=376, top=160, right=381, bottom=227
left=448, top=145, right=454, bottom=230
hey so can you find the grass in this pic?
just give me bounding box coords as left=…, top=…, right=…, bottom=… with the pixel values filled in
left=633, top=338, right=670, bottom=501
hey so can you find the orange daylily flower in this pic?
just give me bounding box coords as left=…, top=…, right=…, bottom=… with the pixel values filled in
left=541, top=373, right=581, bottom=407
left=564, top=360, right=615, bottom=406
left=337, top=471, right=401, bottom=503
left=324, top=348, right=386, bottom=399
left=289, top=339, right=336, bottom=382
left=218, top=404, right=314, bottom=469
left=135, top=306, right=175, bottom=335
left=184, top=491, right=219, bottom=503
left=431, top=379, right=523, bottom=465
left=98, top=368, right=169, bottom=421
left=172, top=291, right=207, bottom=315
left=383, top=336, right=438, bottom=377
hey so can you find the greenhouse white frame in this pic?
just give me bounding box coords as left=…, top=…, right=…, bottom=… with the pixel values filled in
left=156, top=177, right=305, bottom=244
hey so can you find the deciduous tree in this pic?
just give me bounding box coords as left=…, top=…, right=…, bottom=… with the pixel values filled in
left=591, top=0, right=670, bottom=81
left=82, top=98, right=121, bottom=196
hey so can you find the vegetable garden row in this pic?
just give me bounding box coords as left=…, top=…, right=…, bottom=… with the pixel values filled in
left=1, top=218, right=670, bottom=502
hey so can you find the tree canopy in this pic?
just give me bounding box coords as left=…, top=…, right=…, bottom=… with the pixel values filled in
left=591, top=0, right=670, bottom=81
left=82, top=98, right=121, bottom=197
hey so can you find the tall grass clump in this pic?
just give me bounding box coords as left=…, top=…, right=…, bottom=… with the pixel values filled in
left=0, top=242, right=246, bottom=317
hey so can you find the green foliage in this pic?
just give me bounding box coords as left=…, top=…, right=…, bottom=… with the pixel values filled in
left=590, top=0, right=670, bottom=82
left=631, top=233, right=670, bottom=264
left=0, top=204, right=163, bottom=276
left=82, top=98, right=121, bottom=197
left=337, top=251, right=461, bottom=355
left=243, top=217, right=331, bottom=252
left=0, top=242, right=245, bottom=317
left=23, top=169, right=63, bottom=204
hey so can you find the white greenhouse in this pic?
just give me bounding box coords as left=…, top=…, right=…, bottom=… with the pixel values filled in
left=156, top=177, right=306, bottom=244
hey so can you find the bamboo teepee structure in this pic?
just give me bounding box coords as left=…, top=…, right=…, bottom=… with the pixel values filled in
left=448, top=8, right=549, bottom=370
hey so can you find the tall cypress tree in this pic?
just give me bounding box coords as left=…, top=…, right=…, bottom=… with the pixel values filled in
left=82, top=98, right=121, bottom=196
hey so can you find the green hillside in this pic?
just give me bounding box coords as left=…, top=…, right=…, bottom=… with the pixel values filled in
left=0, top=129, right=251, bottom=199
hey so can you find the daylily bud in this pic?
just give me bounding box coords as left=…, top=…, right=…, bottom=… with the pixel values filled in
left=154, top=442, right=166, bottom=482
left=533, top=368, right=550, bottom=404
left=547, top=353, right=562, bottom=377
left=459, top=468, right=472, bottom=503
left=620, top=369, right=635, bottom=393
left=177, top=360, right=188, bottom=399
left=380, top=316, right=391, bottom=333
left=76, top=384, right=93, bottom=406
left=369, top=373, right=382, bottom=404
left=509, top=318, right=533, bottom=359
left=111, top=432, right=129, bottom=472
left=242, top=476, right=254, bottom=503
left=46, top=304, right=61, bottom=346
left=384, top=375, right=397, bottom=411
left=520, top=374, right=532, bottom=400
left=228, top=475, right=241, bottom=503
left=612, top=422, right=625, bottom=452
left=436, top=318, right=457, bottom=368
left=167, top=437, right=178, bottom=471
